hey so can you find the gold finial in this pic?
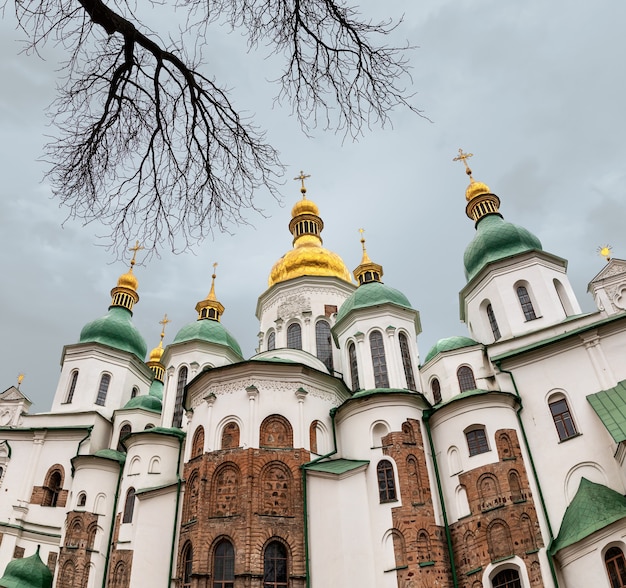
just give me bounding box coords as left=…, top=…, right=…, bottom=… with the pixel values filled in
left=598, top=245, right=613, bottom=262
left=159, top=313, right=170, bottom=340
left=195, top=261, right=225, bottom=321
left=208, top=262, right=218, bottom=300
left=128, top=240, right=144, bottom=269
left=453, top=148, right=474, bottom=179
left=17, top=374, right=24, bottom=389
left=358, top=228, right=371, bottom=263
left=294, top=171, right=311, bottom=196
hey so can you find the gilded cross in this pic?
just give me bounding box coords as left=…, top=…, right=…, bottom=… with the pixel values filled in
left=453, top=148, right=474, bottom=176
left=294, top=171, right=311, bottom=191
left=159, top=313, right=170, bottom=340
left=128, top=240, right=144, bottom=266
left=17, top=374, right=24, bottom=389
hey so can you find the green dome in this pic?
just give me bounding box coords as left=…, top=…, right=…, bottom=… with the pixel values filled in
left=173, top=319, right=243, bottom=357
left=0, top=547, right=52, bottom=588
left=336, top=281, right=413, bottom=324
left=123, top=395, right=162, bottom=412
left=464, top=214, right=542, bottom=281
left=148, top=379, right=164, bottom=400
left=79, top=306, right=147, bottom=360
left=424, top=336, right=479, bottom=364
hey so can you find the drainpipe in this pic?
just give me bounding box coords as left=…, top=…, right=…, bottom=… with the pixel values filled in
left=72, top=426, right=93, bottom=476
left=167, top=434, right=185, bottom=588
left=102, top=458, right=124, bottom=588
left=422, top=411, right=459, bottom=588
left=494, top=361, right=560, bottom=588
left=300, top=408, right=339, bottom=588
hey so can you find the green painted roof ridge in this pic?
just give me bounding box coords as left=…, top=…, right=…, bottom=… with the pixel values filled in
left=550, top=478, right=626, bottom=554
left=304, top=458, right=370, bottom=475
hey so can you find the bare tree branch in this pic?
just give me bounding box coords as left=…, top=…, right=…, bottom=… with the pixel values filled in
left=8, top=0, right=420, bottom=257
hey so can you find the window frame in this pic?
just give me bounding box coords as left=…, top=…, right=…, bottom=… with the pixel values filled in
left=431, top=378, right=442, bottom=404
left=315, top=320, right=334, bottom=373
left=376, top=459, right=398, bottom=503
left=348, top=341, right=360, bottom=392
left=95, top=373, right=111, bottom=406
left=465, top=426, right=490, bottom=457
left=369, top=330, right=390, bottom=388
left=122, top=487, right=136, bottom=523
left=486, top=303, right=501, bottom=341
left=457, top=366, right=477, bottom=393
left=267, top=330, right=276, bottom=351
left=66, top=370, right=79, bottom=403
left=548, top=395, right=578, bottom=441
left=286, top=322, right=302, bottom=350
left=398, top=332, right=416, bottom=390
left=491, top=567, right=522, bottom=588
left=263, top=540, right=288, bottom=588
left=605, top=546, right=626, bottom=588
left=516, top=284, right=538, bottom=321
left=213, top=539, right=235, bottom=588
left=173, top=366, right=188, bottom=428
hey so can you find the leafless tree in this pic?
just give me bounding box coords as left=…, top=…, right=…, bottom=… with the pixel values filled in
left=9, top=0, right=420, bottom=256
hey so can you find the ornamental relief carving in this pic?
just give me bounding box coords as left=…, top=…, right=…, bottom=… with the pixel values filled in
left=260, top=286, right=351, bottom=317
left=189, top=379, right=343, bottom=408
left=278, top=294, right=311, bottom=319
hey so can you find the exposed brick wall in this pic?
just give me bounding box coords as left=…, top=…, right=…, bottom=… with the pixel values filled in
left=449, top=429, right=545, bottom=588
left=382, top=419, right=452, bottom=588
left=177, top=447, right=309, bottom=588
left=57, top=511, right=99, bottom=588
left=47, top=551, right=58, bottom=575
left=107, top=514, right=134, bottom=588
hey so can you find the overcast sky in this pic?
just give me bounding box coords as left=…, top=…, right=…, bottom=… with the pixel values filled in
left=2, top=0, right=626, bottom=410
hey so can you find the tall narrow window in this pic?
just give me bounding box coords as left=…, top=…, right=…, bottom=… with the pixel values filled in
left=492, top=568, right=522, bottom=588
left=398, top=332, right=416, bottom=390
left=377, top=459, right=397, bottom=503
left=466, top=427, right=489, bottom=456
left=213, top=539, right=235, bottom=588
left=267, top=331, right=276, bottom=351
left=131, top=386, right=139, bottom=399
left=122, top=487, right=135, bottom=523
left=457, top=366, right=476, bottom=392
left=95, top=374, right=111, bottom=406
left=66, top=370, right=79, bottom=403
left=263, top=541, right=288, bottom=588
left=287, top=323, right=302, bottom=350
left=348, top=342, right=360, bottom=392
left=43, top=470, right=63, bottom=507
left=605, top=546, right=626, bottom=588
left=517, top=285, right=537, bottom=321
left=431, top=378, right=442, bottom=404
left=315, top=321, right=334, bottom=373
left=173, top=366, right=188, bottom=428
left=181, top=543, right=193, bottom=588
left=486, top=304, right=501, bottom=341
left=117, top=424, right=132, bottom=452
left=549, top=396, right=577, bottom=441
left=369, top=331, right=389, bottom=388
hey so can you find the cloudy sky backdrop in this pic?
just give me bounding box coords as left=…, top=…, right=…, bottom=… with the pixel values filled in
left=2, top=0, right=625, bottom=410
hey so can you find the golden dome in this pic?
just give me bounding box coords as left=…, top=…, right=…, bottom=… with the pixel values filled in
left=269, top=245, right=352, bottom=287
left=117, top=269, right=138, bottom=290
left=291, top=198, right=320, bottom=217
left=148, top=341, right=164, bottom=363
left=465, top=179, right=492, bottom=202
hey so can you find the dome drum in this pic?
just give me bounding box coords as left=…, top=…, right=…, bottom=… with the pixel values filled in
left=289, top=213, right=324, bottom=240
left=466, top=193, right=501, bottom=224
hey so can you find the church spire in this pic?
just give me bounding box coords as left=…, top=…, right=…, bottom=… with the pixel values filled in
left=289, top=171, right=324, bottom=247
left=147, top=314, right=169, bottom=382
left=110, top=241, right=143, bottom=312
left=353, top=229, right=383, bottom=285
left=453, top=149, right=501, bottom=224
left=195, top=263, right=225, bottom=321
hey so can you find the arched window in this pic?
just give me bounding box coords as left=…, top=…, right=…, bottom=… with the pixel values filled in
left=122, top=487, right=135, bottom=523
left=181, top=543, right=193, bottom=588
left=183, top=471, right=199, bottom=524
left=261, top=462, right=293, bottom=516
left=260, top=415, right=293, bottom=448
left=517, top=285, right=537, bottom=321
left=130, top=386, right=139, bottom=399
left=492, top=568, right=521, bottom=588
left=286, top=323, right=302, bottom=350
left=42, top=467, right=64, bottom=507
left=117, top=424, right=132, bottom=452
left=173, top=366, right=188, bottom=428
left=267, top=331, right=276, bottom=351
left=465, top=426, right=489, bottom=456
left=605, top=546, right=626, bottom=588
left=66, top=370, right=79, bottom=403
left=549, top=394, right=577, bottom=441
left=221, top=422, right=241, bottom=449
left=213, top=539, right=235, bottom=588
left=211, top=463, right=240, bottom=517
left=377, top=459, right=397, bottom=503
left=191, top=426, right=205, bottom=458
left=77, top=492, right=87, bottom=508
left=263, top=541, right=288, bottom=588
left=431, top=378, right=442, bottom=404
left=309, top=421, right=319, bottom=454
left=315, top=321, right=334, bottom=372
left=486, top=304, right=501, bottom=341
left=457, top=366, right=476, bottom=392
left=95, top=373, right=111, bottom=406
left=369, top=331, right=389, bottom=388
left=398, top=332, right=416, bottom=390
left=348, top=342, right=360, bottom=392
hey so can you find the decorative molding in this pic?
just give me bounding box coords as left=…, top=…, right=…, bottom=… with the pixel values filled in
left=278, top=294, right=312, bottom=320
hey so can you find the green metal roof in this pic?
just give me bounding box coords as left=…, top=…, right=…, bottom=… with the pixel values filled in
left=173, top=319, right=243, bottom=357
left=335, top=281, right=413, bottom=324
left=148, top=379, right=164, bottom=400
left=0, top=547, right=52, bottom=588
left=93, top=449, right=126, bottom=463
left=123, top=395, right=162, bottom=413
left=304, top=459, right=370, bottom=475
left=423, top=336, right=480, bottom=364
left=350, top=387, right=420, bottom=400
left=587, top=381, right=626, bottom=443
left=79, top=306, right=147, bottom=360
left=464, top=214, right=542, bottom=282
left=551, top=478, right=626, bottom=554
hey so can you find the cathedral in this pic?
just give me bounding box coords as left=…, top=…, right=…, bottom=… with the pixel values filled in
left=3, top=159, right=626, bottom=588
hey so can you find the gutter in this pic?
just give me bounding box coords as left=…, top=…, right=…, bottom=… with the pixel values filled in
left=300, top=407, right=339, bottom=588
left=422, top=411, right=459, bottom=588
left=494, top=361, right=560, bottom=588
left=101, top=458, right=124, bottom=588
left=167, top=432, right=185, bottom=588
left=72, top=426, right=94, bottom=476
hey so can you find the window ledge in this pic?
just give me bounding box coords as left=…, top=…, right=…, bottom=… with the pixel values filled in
left=491, top=554, right=515, bottom=564
left=466, top=566, right=483, bottom=577
left=558, top=433, right=582, bottom=444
